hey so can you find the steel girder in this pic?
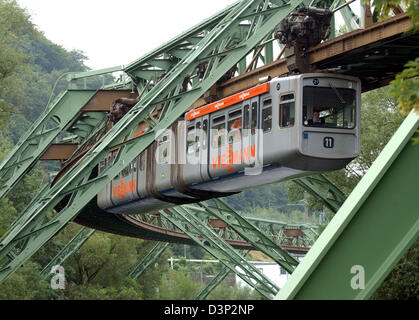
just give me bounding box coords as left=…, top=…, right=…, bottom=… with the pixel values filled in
left=276, top=111, right=419, bottom=299
left=128, top=242, right=169, bottom=280
left=40, top=227, right=95, bottom=280
left=195, top=249, right=250, bottom=300
left=293, top=174, right=347, bottom=213
left=160, top=206, right=279, bottom=299
left=132, top=208, right=316, bottom=250
left=0, top=0, right=308, bottom=283
left=185, top=199, right=299, bottom=273
left=0, top=90, right=96, bottom=200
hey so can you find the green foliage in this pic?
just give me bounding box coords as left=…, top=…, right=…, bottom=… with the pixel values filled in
left=371, top=237, right=419, bottom=300
left=390, top=58, right=419, bottom=116
left=0, top=261, right=54, bottom=300
left=207, top=282, right=264, bottom=300
left=158, top=269, right=202, bottom=300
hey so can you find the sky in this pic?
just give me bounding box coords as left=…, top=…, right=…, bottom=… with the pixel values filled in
left=17, top=0, right=237, bottom=70
left=16, top=0, right=360, bottom=71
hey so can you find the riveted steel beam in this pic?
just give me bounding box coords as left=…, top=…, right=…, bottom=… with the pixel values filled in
left=160, top=206, right=279, bottom=299
left=40, top=227, right=95, bottom=280
left=276, top=111, right=419, bottom=300
left=185, top=199, right=299, bottom=273
left=293, top=173, right=347, bottom=213
left=0, top=90, right=96, bottom=200
left=195, top=249, right=250, bottom=300
left=128, top=242, right=169, bottom=280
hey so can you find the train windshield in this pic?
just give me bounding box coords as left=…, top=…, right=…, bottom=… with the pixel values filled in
left=303, top=85, right=356, bottom=129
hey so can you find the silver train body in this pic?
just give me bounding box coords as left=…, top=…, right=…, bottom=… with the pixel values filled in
left=98, top=73, right=361, bottom=215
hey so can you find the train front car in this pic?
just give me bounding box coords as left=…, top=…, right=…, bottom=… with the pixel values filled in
left=278, top=73, right=361, bottom=171
left=97, top=73, right=361, bottom=215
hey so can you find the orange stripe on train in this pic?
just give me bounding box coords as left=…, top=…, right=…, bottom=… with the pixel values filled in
left=186, top=83, right=270, bottom=121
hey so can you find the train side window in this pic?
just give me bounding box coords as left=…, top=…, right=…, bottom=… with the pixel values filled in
left=251, top=102, right=258, bottom=135
left=187, top=125, right=195, bottom=155
left=158, top=135, right=170, bottom=164
left=228, top=108, right=242, bottom=143
left=280, top=93, right=295, bottom=128
left=262, top=98, right=272, bottom=133
left=243, top=104, right=250, bottom=136
left=211, top=115, right=226, bottom=148
left=121, top=164, right=131, bottom=177
left=195, top=122, right=201, bottom=155
left=139, top=153, right=145, bottom=171
left=99, top=159, right=105, bottom=173
left=202, top=119, right=208, bottom=149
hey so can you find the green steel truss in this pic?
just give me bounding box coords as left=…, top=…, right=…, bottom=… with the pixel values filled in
left=293, top=174, right=347, bottom=213
left=185, top=199, right=299, bottom=273
left=128, top=242, right=169, bottom=280
left=0, top=90, right=96, bottom=200
left=195, top=250, right=250, bottom=300
left=0, top=0, right=311, bottom=283
left=40, top=227, right=95, bottom=280
left=160, top=206, right=279, bottom=299
left=276, top=111, right=419, bottom=299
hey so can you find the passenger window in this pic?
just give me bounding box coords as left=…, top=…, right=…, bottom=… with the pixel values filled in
left=139, top=153, right=145, bottom=171
left=195, top=122, right=201, bottom=155
left=187, top=125, right=195, bottom=155
left=211, top=115, right=226, bottom=148
left=99, top=160, right=105, bottom=173
left=158, top=135, right=170, bottom=164
left=251, top=102, right=258, bottom=135
left=228, top=109, right=242, bottom=144
left=262, top=98, right=272, bottom=133
left=121, top=164, right=131, bottom=177
left=202, top=119, right=208, bottom=149
left=243, top=104, right=250, bottom=136
left=280, top=93, right=295, bottom=128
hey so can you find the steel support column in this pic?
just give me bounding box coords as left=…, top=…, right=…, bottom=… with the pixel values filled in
left=186, top=199, right=299, bottom=273
left=40, top=227, right=95, bottom=280
left=160, top=206, right=279, bottom=299
left=276, top=111, right=419, bottom=299
left=293, top=174, right=347, bottom=213
left=0, top=90, right=96, bottom=200
left=128, top=242, right=169, bottom=280
left=195, top=250, right=249, bottom=300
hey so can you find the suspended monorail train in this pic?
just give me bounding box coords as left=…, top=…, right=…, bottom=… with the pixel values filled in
left=98, top=73, right=361, bottom=215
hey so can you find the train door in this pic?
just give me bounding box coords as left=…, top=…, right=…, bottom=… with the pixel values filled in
left=242, top=97, right=258, bottom=169
left=208, top=111, right=228, bottom=178
left=199, top=115, right=210, bottom=181
left=97, top=153, right=113, bottom=209
left=154, top=132, right=172, bottom=191
left=136, top=151, right=147, bottom=198
left=226, top=106, right=243, bottom=173
left=184, top=120, right=201, bottom=183
left=111, top=152, right=137, bottom=206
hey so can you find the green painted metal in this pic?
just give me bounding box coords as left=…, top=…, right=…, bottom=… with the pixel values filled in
left=160, top=205, right=279, bottom=299
left=0, top=90, right=96, bottom=200
left=195, top=250, right=250, bottom=300
left=276, top=111, right=419, bottom=300
left=0, top=0, right=307, bottom=283
left=128, top=242, right=169, bottom=280
left=186, top=199, right=299, bottom=273
left=293, top=174, right=347, bottom=213
left=40, top=227, right=95, bottom=280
